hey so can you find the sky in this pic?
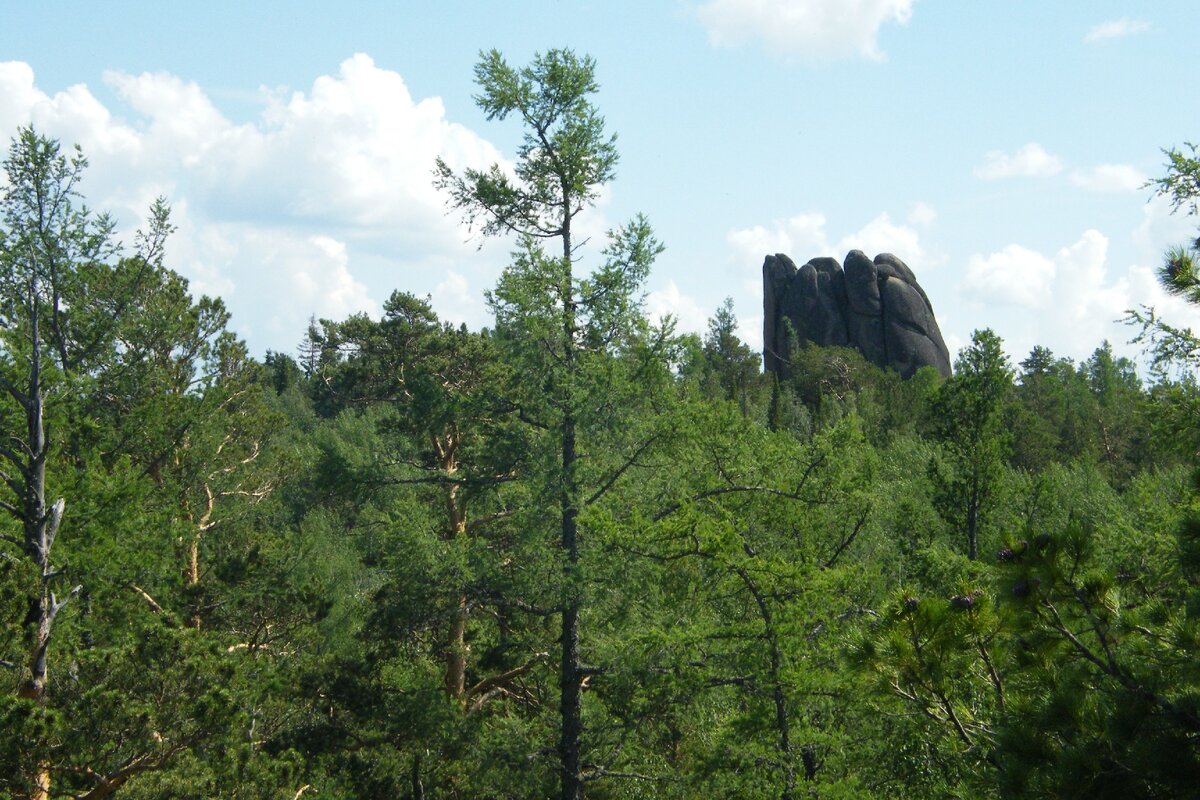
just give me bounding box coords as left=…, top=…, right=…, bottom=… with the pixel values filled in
left=2, top=1, right=1199, bottom=369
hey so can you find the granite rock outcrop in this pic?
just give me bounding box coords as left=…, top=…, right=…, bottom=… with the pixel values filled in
left=763, top=250, right=951, bottom=379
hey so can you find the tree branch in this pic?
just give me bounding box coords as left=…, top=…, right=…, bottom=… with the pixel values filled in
left=586, top=432, right=660, bottom=506
left=129, top=584, right=172, bottom=620
left=467, top=651, right=548, bottom=711
left=823, top=506, right=870, bottom=569
left=652, top=484, right=816, bottom=522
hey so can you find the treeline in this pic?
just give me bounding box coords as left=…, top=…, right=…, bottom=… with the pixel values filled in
left=3, top=50, right=1200, bottom=799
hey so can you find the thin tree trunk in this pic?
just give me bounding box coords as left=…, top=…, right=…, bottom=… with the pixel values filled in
left=13, top=269, right=78, bottom=800
left=559, top=408, right=583, bottom=800
left=558, top=210, right=584, bottom=800
left=736, top=565, right=798, bottom=800
left=446, top=595, right=468, bottom=698
left=410, top=753, right=424, bottom=800
left=967, top=476, right=979, bottom=560
left=186, top=482, right=216, bottom=630
left=20, top=274, right=49, bottom=800
left=437, top=435, right=471, bottom=700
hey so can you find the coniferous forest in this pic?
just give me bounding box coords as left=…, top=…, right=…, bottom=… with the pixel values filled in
left=3, top=49, right=1200, bottom=799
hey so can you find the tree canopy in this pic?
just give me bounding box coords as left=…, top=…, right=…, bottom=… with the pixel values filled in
left=1, top=61, right=1199, bottom=800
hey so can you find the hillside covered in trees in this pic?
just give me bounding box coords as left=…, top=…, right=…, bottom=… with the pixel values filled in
left=2, top=50, right=1200, bottom=800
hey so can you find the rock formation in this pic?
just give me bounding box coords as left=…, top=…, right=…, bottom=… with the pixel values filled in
left=763, top=251, right=951, bottom=379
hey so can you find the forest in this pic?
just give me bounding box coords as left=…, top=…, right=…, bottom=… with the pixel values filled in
left=2, top=49, right=1200, bottom=800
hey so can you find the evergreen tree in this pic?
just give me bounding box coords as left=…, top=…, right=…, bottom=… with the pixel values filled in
left=699, top=298, right=764, bottom=416
left=929, top=329, right=1014, bottom=560
left=437, top=48, right=665, bottom=799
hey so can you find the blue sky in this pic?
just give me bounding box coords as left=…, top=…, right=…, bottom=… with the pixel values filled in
left=2, top=1, right=1199, bottom=367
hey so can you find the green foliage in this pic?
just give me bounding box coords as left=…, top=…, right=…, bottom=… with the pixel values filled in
left=1150, top=141, right=1200, bottom=218
left=435, top=48, right=617, bottom=243
left=850, top=458, right=1200, bottom=798
left=1126, top=141, right=1200, bottom=375
left=928, top=329, right=1014, bottom=559
left=4, top=87, right=1200, bottom=800
left=688, top=298, right=768, bottom=417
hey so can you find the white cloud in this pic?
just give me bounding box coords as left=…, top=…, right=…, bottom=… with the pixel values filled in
left=725, top=211, right=928, bottom=272
left=974, top=143, right=1063, bottom=180
left=1134, top=195, right=1196, bottom=263
left=645, top=280, right=710, bottom=334
left=0, top=62, right=41, bottom=133
left=0, top=56, right=509, bottom=354
left=1084, top=18, right=1150, bottom=44
left=695, top=0, right=914, bottom=60
left=738, top=312, right=764, bottom=354
left=727, top=212, right=832, bottom=266
left=168, top=216, right=378, bottom=346
left=952, top=228, right=1200, bottom=364
left=943, top=331, right=966, bottom=364
left=1070, top=164, right=1147, bottom=193
left=92, top=54, right=508, bottom=241
left=907, top=201, right=937, bottom=227
left=720, top=211, right=934, bottom=356
left=430, top=270, right=486, bottom=329
left=303, top=236, right=377, bottom=318
left=962, top=244, right=1057, bottom=309
left=833, top=213, right=927, bottom=265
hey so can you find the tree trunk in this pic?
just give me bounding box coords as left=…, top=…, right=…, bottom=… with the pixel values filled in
left=25, top=767, right=50, bottom=800
left=410, top=753, right=424, bottom=800
left=737, top=565, right=798, bottom=800
left=446, top=594, right=468, bottom=698
left=12, top=275, right=76, bottom=800
left=437, top=435, right=471, bottom=700
left=559, top=605, right=582, bottom=799
left=967, top=477, right=979, bottom=561
left=559, top=409, right=583, bottom=800
left=19, top=586, right=63, bottom=800
left=188, top=532, right=203, bottom=629
left=558, top=211, right=584, bottom=800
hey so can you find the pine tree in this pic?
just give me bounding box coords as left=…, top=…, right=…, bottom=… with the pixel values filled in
left=436, top=49, right=664, bottom=799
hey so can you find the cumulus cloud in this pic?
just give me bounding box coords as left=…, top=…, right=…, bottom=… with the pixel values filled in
left=962, top=244, right=1058, bottom=309
left=695, top=0, right=914, bottom=60
left=645, top=280, right=710, bottom=333
left=1070, top=164, right=1147, bottom=193
left=1134, top=195, right=1197, bottom=263
left=97, top=54, right=507, bottom=241
left=719, top=210, right=933, bottom=354
left=430, top=270, right=487, bottom=329
left=726, top=211, right=929, bottom=272
left=1084, top=18, right=1150, bottom=43
left=727, top=212, right=832, bottom=267
left=907, top=201, right=937, bottom=227
left=834, top=213, right=928, bottom=264
left=953, top=228, right=1200, bottom=364
left=974, top=143, right=1063, bottom=180
left=956, top=231, right=1122, bottom=359
left=166, top=213, right=378, bottom=346
left=0, top=56, right=508, bottom=354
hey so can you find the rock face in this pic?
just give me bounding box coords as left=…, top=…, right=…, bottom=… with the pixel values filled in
left=763, top=250, right=951, bottom=379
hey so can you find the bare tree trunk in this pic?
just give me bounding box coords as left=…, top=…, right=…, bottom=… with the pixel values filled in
left=187, top=532, right=203, bottom=629
left=437, top=434, right=472, bottom=700
left=25, top=767, right=50, bottom=800
left=445, top=594, right=468, bottom=698
left=7, top=272, right=79, bottom=800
